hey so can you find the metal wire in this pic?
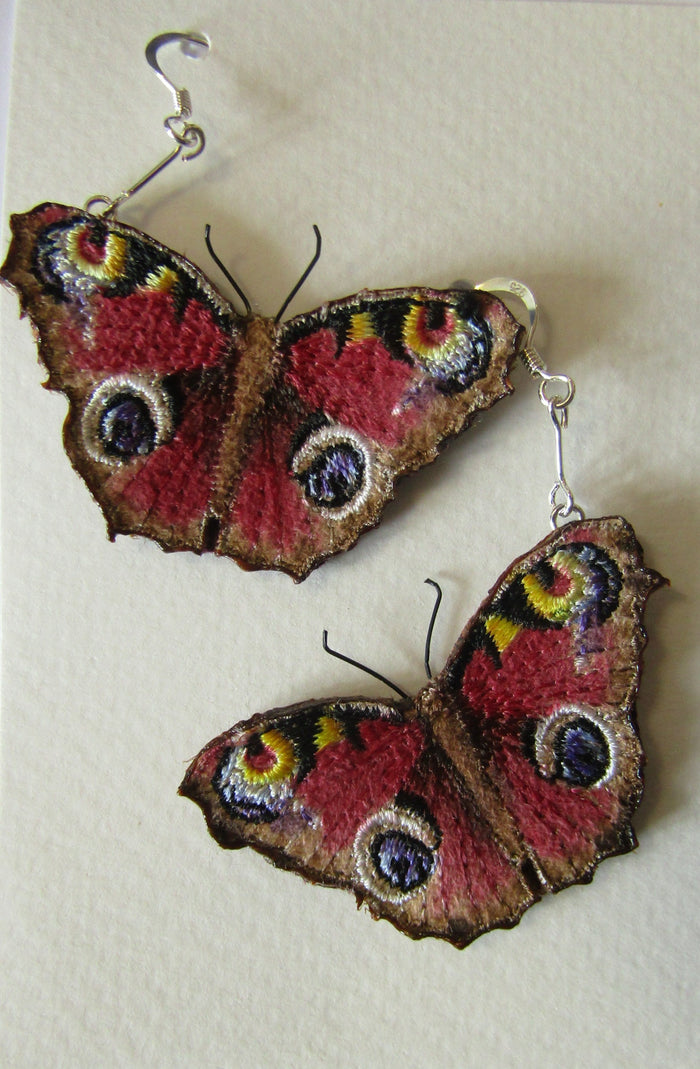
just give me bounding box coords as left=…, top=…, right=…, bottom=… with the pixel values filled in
left=85, top=32, right=209, bottom=218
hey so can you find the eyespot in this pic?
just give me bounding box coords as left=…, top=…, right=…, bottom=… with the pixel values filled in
left=522, top=544, right=622, bottom=627
left=81, top=375, right=175, bottom=464
left=402, top=300, right=492, bottom=394
left=292, top=424, right=373, bottom=518
left=533, top=707, right=618, bottom=788
left=214, top=728, right=299, bottom=823
left=36, top=218, right=129, bottom=298
left=353, top=800, right=440, bottom=903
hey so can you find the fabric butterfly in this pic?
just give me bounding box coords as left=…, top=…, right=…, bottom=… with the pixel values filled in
left=180, top=516, right=664, bottom=948
left=0, top=204, right=523, bottom=579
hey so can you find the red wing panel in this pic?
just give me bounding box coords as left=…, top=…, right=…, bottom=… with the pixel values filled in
left=284, top=329, right=419, bottom=446
left=181, top=698, right=536, bottom=947
left=438, top=516, right=664, bottom=888
left=296, top=714, right=428, bottom=853
left=226, top=401, right=322, bottom=560
left=1, top=204, right=241, bottom=553
left=220, top=287, right=521, bottom=578
left=99, top=380, right=229, bottom=532
left=76, top=290, right=231, bottom=377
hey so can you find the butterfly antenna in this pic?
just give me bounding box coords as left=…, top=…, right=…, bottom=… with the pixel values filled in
left=423, top=579, right=443, bottom=679
left=275, top=225, right=322, bottom=323
left=204, top=224, right=252, bottom=316
left=322, top=630, right=408, bottom=700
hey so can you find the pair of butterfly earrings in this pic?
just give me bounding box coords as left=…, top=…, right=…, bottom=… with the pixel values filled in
left=2, top=32, right=665, bottom=948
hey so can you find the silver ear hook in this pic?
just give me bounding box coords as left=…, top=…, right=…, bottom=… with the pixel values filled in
left=86, top=31, right=210, bottom=218
left=475, top=278, right=574, bottom=409
left=145, top=31, right=209, bottom=151
left=476, top=277, right=538, bottom=347
left=475, top=277, right=584, bottom=528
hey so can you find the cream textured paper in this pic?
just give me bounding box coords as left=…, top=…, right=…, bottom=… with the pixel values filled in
left=1, top=2, right=698, bottom=1066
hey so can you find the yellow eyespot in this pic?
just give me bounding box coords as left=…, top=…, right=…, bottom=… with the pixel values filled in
left=238, top=728, right=296, bottom=785
left=403, top=302, right=460, bottom=361
left=522, top=551, right=587, bottom=622
left=65, top=225, right=127, bottom=281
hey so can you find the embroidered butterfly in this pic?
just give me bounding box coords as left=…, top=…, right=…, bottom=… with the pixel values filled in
left=0, top=204, right=523, bottom=579
left=180, top=517, right=664, bottom=947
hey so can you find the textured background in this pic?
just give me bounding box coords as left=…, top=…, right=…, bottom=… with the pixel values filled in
left=1, top=1, right=698, bottom=1066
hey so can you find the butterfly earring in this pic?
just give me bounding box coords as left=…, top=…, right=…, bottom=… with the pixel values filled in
left=180, top=294, right=666, bottom=949
left=1, top=30, right=530, bottom=580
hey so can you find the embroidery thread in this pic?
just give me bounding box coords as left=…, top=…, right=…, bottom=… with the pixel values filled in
left=181, top=516, right=665, bottom=947
left=180, top=286, right=666, bottom=947
left=0, top=32, right=524, bottom=580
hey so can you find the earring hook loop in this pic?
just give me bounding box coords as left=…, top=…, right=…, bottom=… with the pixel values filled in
left=85, top=31, right=210, bottom=218
left=146, top=32, right=206, bottom=114
left=475, top=277, right=584, bottom=527
left=145, top=31, right=209, bottom=157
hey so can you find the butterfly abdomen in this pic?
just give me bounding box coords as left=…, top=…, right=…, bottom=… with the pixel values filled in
left=207, top=314, right=284, bottom=523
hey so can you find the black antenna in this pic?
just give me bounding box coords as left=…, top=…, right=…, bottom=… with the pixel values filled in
left=275, top=225, right=322, bottom=323
left=204, top=224, right=252, bottom=316
left=322, top=630, right=408, bottom=700
left=423, top=579, right=443, bottom=679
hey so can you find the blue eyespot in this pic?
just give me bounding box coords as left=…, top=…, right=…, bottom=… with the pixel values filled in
left=369, top=831, right=435, bottom=893
left=99, top=393, right=157, bottom=458
left=292, top=424, right=373, bottom=515
left=81, top=374, right=175, bottom=465
left=299, top=442, right=365, bottom=509
left=553, top=717, right=612, bottom=787
left=532, top=707, right=618, bottom=789
left=353, top=800, right=440, bottom=903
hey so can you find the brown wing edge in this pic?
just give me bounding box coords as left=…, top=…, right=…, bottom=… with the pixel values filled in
left=220, top=298, right=523, bottom=581
left=179, top=696, right=540, bottom=950
left=3, top=211, right=523, bottom=579
left=1, top=203, right=245, bottom=556
left=433, top=515, right=668, bottom=894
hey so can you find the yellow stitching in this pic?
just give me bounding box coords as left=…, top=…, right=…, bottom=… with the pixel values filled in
left=348, top=311, right=376, bottom=342
left=314, top=715, right=344, bottom=750
left=144, top=265, right=179, bottom=293
left=522, top=551, right=586, bottom=622
left=65, top=226, right=127, bottom=281
left=239, top=728, right=296, bottom=785
left=403, top=302, right=461, bottom=361
left=485, top=614, right=522, bottom=653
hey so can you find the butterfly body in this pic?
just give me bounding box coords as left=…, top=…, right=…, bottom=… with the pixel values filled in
left=181, top=517, right=665, bottom=947
left=1, top=204, right=522, bottom=578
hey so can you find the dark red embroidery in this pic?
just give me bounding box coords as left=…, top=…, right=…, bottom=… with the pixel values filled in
left=1, top=203, right=523, bottom=579
left=180, top=516, right=666, bottom=947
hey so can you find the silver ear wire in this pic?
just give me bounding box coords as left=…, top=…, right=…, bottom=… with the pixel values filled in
left=475, top=278, right=584, bottom=528
left=145, top=31, right=209, bottom=152
left=86, top=31, right=210, bottom=218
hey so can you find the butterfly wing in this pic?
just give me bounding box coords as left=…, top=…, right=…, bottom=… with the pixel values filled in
left=218, top=286, right=522, bottom=578
left=182, top=517, right=663, bottom=945
left=1, top=203, right=242, bottom=553
left=180, top=697, right=537, bottom=947
left=430, top=515, right=666, bottom=892
left=3, top=206, right=522, bottom=576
